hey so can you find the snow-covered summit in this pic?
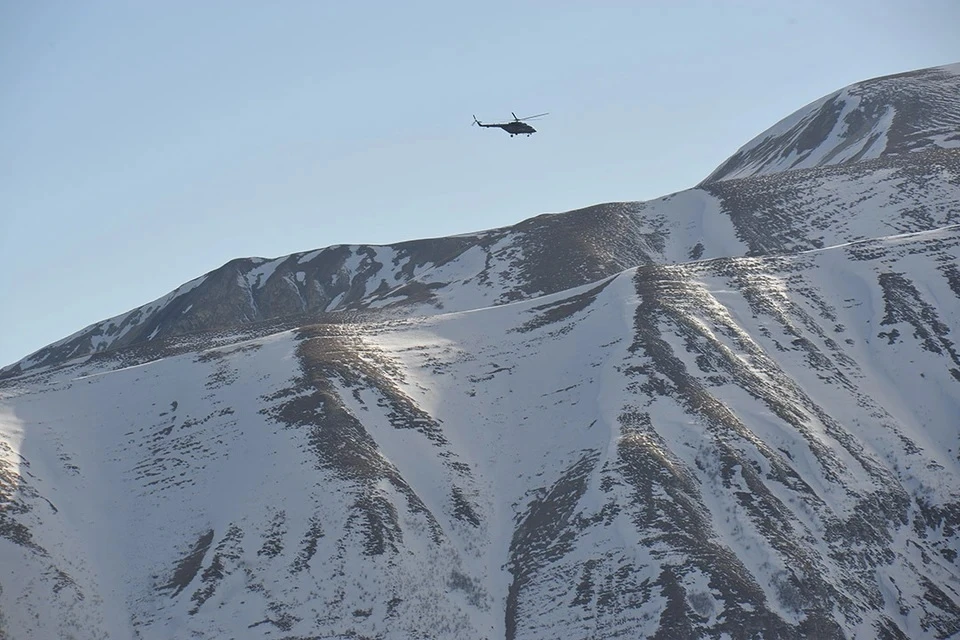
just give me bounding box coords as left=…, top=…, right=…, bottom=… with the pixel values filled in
left=703, top=62, right=960, bottom=183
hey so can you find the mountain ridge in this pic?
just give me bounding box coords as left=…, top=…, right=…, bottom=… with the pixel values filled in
left=6, top=63, right=958, bottom=377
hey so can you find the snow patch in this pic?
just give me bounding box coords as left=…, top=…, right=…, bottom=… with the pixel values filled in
left=246, top=257, right=284, bottom=289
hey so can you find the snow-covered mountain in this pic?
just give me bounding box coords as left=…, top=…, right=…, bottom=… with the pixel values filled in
left=702, top=62, right=960, bottom=183
left=2, top=63, right=959, bottom=639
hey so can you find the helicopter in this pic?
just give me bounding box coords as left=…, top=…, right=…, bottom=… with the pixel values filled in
left=472, top=112, right=549, bottom=136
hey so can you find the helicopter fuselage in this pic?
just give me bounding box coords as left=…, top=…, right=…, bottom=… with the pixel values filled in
left=497, top=121, right=536, bottom=135
left=476, top=121, right=537, bottom=135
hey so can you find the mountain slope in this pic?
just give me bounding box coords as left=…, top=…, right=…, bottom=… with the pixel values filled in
left=703, top=62, right=960, bottom=183
left=2, top=63, right=959, bottom=639
left=3, top=224, right=958, bottom=638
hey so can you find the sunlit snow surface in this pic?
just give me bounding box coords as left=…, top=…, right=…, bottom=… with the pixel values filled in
left=2, top=218, right=959, bottom=638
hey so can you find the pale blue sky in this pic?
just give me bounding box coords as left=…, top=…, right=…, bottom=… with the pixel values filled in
left=2, top=1, right=959, bottom=367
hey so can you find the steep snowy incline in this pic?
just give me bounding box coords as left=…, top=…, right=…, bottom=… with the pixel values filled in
left=2, top=224, right=958, bottom=639
left=703, top=62, right=960, bottom=183
left=705, top=146, right=960, bottom=256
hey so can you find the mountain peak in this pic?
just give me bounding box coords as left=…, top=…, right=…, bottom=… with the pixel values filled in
left=702, top=62, right=960, bottom=183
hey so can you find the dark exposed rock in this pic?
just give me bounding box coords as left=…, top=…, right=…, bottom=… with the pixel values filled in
left=162, top=529, right=214, bottom=598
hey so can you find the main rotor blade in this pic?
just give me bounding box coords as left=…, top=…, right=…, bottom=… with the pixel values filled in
left=517, top=112, right=549, bottom=121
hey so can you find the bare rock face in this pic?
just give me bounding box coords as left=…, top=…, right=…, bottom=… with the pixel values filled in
left=2, top=63, right=959, bottom=640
